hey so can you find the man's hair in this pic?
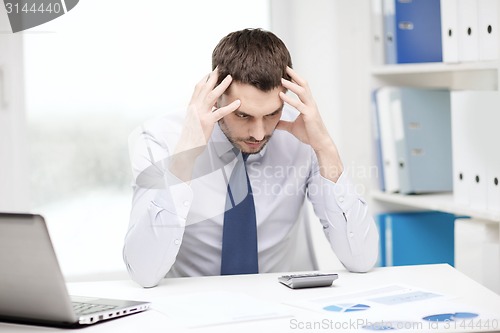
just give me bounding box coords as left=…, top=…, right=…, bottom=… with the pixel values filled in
left=212, top=28, right=292, bottom=91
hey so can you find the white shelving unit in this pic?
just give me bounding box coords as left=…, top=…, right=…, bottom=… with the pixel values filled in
left=369, top=7, right=500, bottom=224
left=368, top=0, right=500, bottom=294
left=370, top=59, right=500, bottom=223
left=372, top=60, right=499, bottom=90
left=371, top=190, right=500, bottom=223
left=370, top=59, right=500, bottom=224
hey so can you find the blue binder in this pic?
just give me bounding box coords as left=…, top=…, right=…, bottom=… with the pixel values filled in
left=371, top=89, right=386, bottom=192
left=376, top=211, right=456, bottom=267
left=392, top=88, right=453, bottom=194
left=383, top=0, right=443, bottom=63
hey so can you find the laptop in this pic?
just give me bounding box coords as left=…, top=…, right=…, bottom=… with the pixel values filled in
left=0, top=213, right=150, bottom=327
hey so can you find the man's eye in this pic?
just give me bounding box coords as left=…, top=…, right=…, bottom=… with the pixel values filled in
left=236, top=113, right=248, bottom=118
left=267, top=112, right=279, bottom=117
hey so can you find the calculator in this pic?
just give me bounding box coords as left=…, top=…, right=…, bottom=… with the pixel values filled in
left=278, top=273, right=339, bottom=289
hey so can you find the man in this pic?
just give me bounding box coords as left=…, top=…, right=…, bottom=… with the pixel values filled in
left=123, top=28, right=378, bottom=288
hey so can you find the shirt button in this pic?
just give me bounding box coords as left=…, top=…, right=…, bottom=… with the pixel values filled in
left=338, top=196, right=345, bottom=203
left=349, top=232, right=354, bottom=238
left=183, top=200, right=190, bottom=207
left=174, top=239, right=181, bottom=245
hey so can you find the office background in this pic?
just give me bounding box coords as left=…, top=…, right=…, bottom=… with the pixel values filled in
left=1, top=0, right=498, bottom=293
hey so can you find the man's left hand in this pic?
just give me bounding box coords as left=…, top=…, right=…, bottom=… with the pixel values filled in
left=277, top=67, right=343, bottom=182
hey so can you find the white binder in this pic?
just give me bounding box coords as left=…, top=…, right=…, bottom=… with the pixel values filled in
left=484, top=92, right=500, bottom=213
left=371, top=0, right=385, bottom=66
left=451, top=92, right=471, bottom=206
left=382, top=0, right=396, bottom=64
left=451, top=91, right=498, bottom=211
left=441, top=0, right=460, bottom=63
left=477, top=92, right=500, bottom=213
left=487, top=159, right=500, bottom=214
left=376, top=87, right=399, bottom=193
left=457, top=0, right=480, bottom=62
left=470, top=163, right=488, bottom=211
left=478, top=0, right=499, bottom=60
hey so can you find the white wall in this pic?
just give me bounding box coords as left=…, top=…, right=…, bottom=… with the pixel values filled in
left=0, top=7, right=29, bottom=212
left=270, top=0, right=373, bottom=270
left=19, top=0, right=271, bottom=281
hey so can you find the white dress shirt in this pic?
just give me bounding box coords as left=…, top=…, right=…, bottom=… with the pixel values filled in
left=123, top=108, right=379, bottom=287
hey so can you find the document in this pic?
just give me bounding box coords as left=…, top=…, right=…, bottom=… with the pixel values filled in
left=287, top=285, right=499, bottom=332
left=152, top=291, right=292, bottom=328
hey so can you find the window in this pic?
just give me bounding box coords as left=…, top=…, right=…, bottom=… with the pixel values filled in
left=23, top=0, right=270, bottom=280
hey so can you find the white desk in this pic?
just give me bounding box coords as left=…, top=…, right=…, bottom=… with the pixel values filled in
left=1, top=264, right=499, bottom=332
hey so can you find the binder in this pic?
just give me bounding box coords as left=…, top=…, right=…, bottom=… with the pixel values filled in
left=483, top=92, right=500, bottom=213
left=457, top=0, right=480, bottom=62
left=371, top=89, right=386, bottom=192
left=451, top=91, right=499, bottom=210
left=394, top=0, right=443, bottom=63
left=383, top=0, right=397, bottom=64
left=455, top=218, right=485, bottom=285
left=451, top=91, right=485, bottom=210
left=371, top=0, right=385, bottom=66
left=482, top=239, right=500, bottom=294
left=376, top=87, right=399, bottom=193
left=441, top=0, right=460, bottom=63
left=487, top=158, right=500, bottom=214
left=478, top=0, right=498, bottom=60
left=392, top=88, right=452, bottom=194
left=456, top=218, right=500, bottom=293
left=377, top=211, right=455, bottom=267
left=451, top=93, right=471, bottom=206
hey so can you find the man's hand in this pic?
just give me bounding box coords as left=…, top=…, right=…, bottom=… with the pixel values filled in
left=277, top=67, right=344, bottom=182
left=184, top=68, right=241, bottom=147
left=171, top=68, right=240, bottom=182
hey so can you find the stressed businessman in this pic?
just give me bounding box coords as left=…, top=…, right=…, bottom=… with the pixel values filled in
left=123, top=28, right=379, bottom=288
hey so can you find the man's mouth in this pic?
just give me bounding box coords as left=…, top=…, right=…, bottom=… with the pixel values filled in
left=243, top=140, right=263, bottom=149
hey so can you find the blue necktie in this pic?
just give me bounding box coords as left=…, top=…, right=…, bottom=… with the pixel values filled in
left=220, top=152, right=259, bottom=275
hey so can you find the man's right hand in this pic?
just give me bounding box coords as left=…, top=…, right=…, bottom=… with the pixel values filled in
left=187, top=68, right=240, bottom=144
left=170, top=68, right=240, bottom=182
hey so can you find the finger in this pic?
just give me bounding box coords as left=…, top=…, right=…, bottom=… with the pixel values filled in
left=211, top=99, right=241, bottom=122
left=192, top=73, right=211, bottom=100
left=286, top=66, right=307, bottom=87
left=206, top=74, right=233, bottom=105
left=200, top=67, right=220, bottom=96
left=279, top=91, right=306, bottom=113
left=281, top=77, right=312, bottom=105
left=281, top=77, right=302, bottom=94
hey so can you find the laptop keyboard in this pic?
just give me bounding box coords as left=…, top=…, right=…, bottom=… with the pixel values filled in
left=72, top=302, right=118, bottom=315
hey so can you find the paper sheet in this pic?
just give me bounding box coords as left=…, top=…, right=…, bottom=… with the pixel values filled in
left=152, top=290, right=292, bottom=328
left=287, top=285, right=500, bottom=332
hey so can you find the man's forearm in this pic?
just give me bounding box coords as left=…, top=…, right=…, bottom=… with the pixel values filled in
left=314, top=141, right=344, bottom=183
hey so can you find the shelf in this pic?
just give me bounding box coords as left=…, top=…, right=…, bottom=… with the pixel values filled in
left=371, top=190, right=500, bottom=223
left=372, top=61, right=499, bottom=75
left=371, top=61, right=499, bottom=91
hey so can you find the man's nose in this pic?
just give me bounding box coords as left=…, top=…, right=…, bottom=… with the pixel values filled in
left=249, top=120, right=266, bottom=141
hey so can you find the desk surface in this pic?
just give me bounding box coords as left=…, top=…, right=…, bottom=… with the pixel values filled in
left=1, top=264, right=499, bottom=332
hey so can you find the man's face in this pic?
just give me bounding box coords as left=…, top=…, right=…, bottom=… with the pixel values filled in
left=218, top=82, right=284, bottom=154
